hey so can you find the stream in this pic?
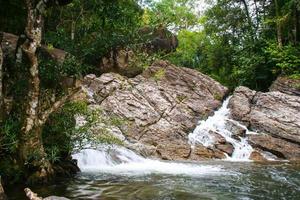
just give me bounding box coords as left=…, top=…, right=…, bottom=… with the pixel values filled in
left=6, top=97, right=300, bottom=199
left=7, top=159, right=300, bottom=199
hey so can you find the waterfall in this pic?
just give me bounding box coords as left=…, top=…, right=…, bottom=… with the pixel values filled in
left=72, top=96, right=257, bottom=175
left=188, top=97, right=254, bottom=161
left=72, top=146, right=225, bottom=176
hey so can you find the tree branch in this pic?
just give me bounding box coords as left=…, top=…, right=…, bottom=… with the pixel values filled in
left=39, top=87, right=82, bottom=126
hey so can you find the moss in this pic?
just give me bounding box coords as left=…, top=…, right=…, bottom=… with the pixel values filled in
left=213, top=93, right=223, bottom=101
left=153, top=68, right=166, bottom=81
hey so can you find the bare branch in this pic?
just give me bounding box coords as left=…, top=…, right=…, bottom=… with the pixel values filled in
left=39, top=87, right=82, bottom=126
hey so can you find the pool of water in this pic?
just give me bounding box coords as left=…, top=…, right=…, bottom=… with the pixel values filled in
left=6, top=161, right=300, bottom=200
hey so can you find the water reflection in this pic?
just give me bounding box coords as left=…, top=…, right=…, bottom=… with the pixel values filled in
left=6, top=162, right=300, bottom=200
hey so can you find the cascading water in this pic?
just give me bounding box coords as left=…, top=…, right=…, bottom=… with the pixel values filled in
left=72, top=146, right=225, bottom=175
left=188, top=97, right=254, bottom=161
left=72, top=96, right=257, bottom=176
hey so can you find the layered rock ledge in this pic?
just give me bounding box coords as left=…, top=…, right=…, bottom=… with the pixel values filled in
left=83, top=60, right=228, bottom=160
left=229, top=86, right=300, bottom=161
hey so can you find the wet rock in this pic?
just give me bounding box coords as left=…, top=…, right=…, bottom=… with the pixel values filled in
left=215, top=143, right=234, bottom=156
left=269, top=76, right=300, bottom=96
left=229, top=86, right=300, bottom=160
left=156, top=142, right=191, bottom=160
left=84, top=60, right=228, bottom=160
left=209, top=131, right=226, bottom=144
left=190, top=145, right=226, bottom=160
left=53, top=159, right=80, bottom=177
left=228, top=86, right=256, bottom=126
left=225, top=120, right=246, bottom=140
left=249, top=151, right=267, bottom=162
left=248, top=135, right=300, bottom=161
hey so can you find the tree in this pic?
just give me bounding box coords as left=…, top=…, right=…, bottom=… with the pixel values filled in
left=44, top=0, right=143, bottom=66
left=17, top=0, right=79, bottom=183
left=0, top=38, right=3, bottom=122
left=145, top=0, right=199, bottom=32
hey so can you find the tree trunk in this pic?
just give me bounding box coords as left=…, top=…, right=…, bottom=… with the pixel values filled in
left=241, top=0, right=255, bottom=41
left=0, top=38, right=4, bottom=123
left=274, top=0, right=283, bottom=47
left=19, top=0, right=53, bottom=183
left=17, top=0, right=75, bottom=183
left=294, top=2, right=300, bottom=44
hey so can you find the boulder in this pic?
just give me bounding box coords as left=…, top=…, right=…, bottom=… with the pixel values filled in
left=83, top=60, right=228, bottom=160
left=269, top=76, right=300, bottom=96
left=142, top=25, right=178, bottom=53
left=249, top=151, right=267, bottom=162
left=99, top=26, right=178, bottom=77
left=215, top=143, right=234, bottom=156
left=225, top=119, right=246, bottom=140
left=248, top=135, right=300, bottom=161
left=190, top=145, right=226, bottom=160
left=209, top=131, right=226, bottom=144
left=229, top=86, right=300, bottom=160
left=99, top=48, right=141, bottom=77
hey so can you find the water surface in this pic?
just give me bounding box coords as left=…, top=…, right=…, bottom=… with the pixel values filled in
left=7, top=161, right=300, bottom=200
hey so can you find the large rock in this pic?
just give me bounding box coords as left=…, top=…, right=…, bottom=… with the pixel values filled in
left=249, top=135, right=300, bottom=161
left=249, top=151, right=267, bottom=162
left=99, top=26, right=178, bottom=77
left=84, top=60, right=228, bottom=160
left=229, top=86, right=300, bottom=160
left=269, top=76, right=300, bottom=96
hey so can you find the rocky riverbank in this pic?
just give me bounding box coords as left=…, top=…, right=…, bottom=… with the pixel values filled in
left=82, top=60, right=229, bottom=160
left=228, top=84, right=300, bottom=161
left=81, top=60, right=300, bottom=161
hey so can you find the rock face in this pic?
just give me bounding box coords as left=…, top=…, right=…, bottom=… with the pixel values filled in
left=249, top=134, right=300, bottom=160
left=229, top=86, right=300, bottom=161
left=270, top=76, right=300, bottom=96
left=84, top=60, right=228, bottom=160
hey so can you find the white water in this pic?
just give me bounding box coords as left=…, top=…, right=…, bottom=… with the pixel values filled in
left=72, top=96, right=258, bottom=175
left=188, top=97, right=254, bottom=161
left=72, top=146, right=226, bottom=176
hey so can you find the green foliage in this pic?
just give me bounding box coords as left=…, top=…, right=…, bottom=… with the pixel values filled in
left=44, top=0, right=143, bottom=65
left=43, top=101, right=124, bottom=162
left=0, top=118, right=20, bottom=155
left=163, top=0, right=300, bottom=90
left=145, top=0, right=199, bottom=31
left=40, top=55, right=92, bottom=88
left=167, top=30, right=203, bottom=68
left=266, top=42, right=300, bottom=75
left=129, top=49, right=164, bottom=70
